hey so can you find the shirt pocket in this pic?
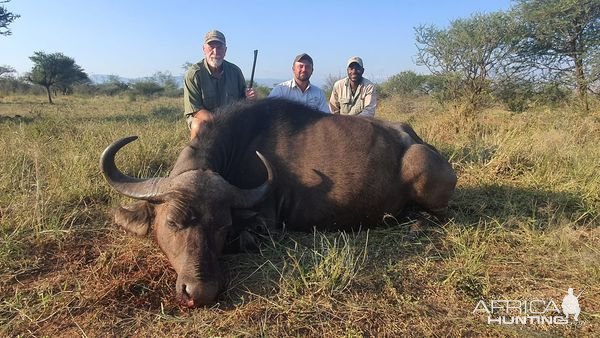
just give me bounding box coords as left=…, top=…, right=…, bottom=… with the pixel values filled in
left=202, top=86, right=219, bottom=110
left=308, top=96, right=321, bottom=109
left=340, top=97, right=352, bottom=114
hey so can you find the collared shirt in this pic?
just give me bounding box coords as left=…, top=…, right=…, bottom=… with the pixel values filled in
left=183, top=59, right=246, bottom=116
left=329, top=77, right=377, bottom=117
left=268, top=79, right=330, bottom=113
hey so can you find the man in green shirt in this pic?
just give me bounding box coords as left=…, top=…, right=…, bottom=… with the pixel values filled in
left=184, top=30, right=256, bottom=139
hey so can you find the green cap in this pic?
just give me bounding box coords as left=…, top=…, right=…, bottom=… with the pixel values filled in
left=205, top=30, right=226, bottom=45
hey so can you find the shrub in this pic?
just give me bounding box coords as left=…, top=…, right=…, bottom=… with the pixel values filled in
left=492, top=79, right=533, bottom=113
left=379, top=71, right=428, bottom=98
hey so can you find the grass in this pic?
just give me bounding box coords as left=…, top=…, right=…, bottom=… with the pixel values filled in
left=1, top=93, right=599, bottom=337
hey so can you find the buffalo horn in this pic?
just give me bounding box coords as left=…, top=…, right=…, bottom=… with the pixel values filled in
left=100, top=136, right=170, bottom=202
left=232, top=151, right=274, bottom=208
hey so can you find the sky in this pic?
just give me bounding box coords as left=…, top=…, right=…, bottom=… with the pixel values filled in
left=2, top=0, right=513, bottom=86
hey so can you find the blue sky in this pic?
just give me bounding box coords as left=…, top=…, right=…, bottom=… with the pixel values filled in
left=2, top=0, right=512, bottom=85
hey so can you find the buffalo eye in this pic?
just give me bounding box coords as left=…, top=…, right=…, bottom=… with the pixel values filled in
left=165, top=212, right=188, bottom=230
left=183, top=209, right=203, bottom=227
left=218, top=224, right=232, bottom=232
left=166, top=218, right=183, bottom=230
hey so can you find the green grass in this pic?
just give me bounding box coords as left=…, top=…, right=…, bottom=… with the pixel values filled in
left=1, top=94, right=599, bottom=337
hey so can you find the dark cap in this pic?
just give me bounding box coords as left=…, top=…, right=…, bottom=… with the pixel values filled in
left=293, top=53, right=313, bottom=65
left=204, top=30, right=226, bottom=45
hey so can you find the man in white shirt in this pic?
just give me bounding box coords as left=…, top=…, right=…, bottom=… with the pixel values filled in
left=329, top=56, right=377, bottom=117
left=269, top=53, right=330, bottom=113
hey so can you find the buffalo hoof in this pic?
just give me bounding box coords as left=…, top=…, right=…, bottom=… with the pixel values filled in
left=406, top=218, right=427, bottom=240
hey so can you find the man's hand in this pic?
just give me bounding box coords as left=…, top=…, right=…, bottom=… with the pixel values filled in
left=245, top=88, right=257, bottom=101
left=190, top=109, right=214, bottom=140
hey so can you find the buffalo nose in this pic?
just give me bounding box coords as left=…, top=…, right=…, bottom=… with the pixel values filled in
left=176, top=279, right=220, bottom=308
left=179, top=284, right=196, bottom=308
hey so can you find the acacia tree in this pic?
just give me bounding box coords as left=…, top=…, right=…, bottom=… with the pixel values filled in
left=55, top=65, right=90, bottom=95
left=415, top=11, right=522, bottom=115
left=514, top=0, right=600, bottom=111
left=590, top=51, right=600, bottom=95
left=28, top=51, right=89, bottom=103
left=380, top=71, right=428, bottom=96
left=0, top=0, right=19, bottom=36
left=0, top=65, right=15, bottom=77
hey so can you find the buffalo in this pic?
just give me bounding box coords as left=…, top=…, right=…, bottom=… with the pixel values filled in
left=100, top=98, right=457, bottom=307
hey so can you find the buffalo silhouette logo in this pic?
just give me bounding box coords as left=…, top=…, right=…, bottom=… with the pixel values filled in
left=561, top=288, right=581, bottom=321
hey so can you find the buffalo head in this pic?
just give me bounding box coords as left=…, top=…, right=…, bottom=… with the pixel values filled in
left=100, top=136, right=273, bottom=307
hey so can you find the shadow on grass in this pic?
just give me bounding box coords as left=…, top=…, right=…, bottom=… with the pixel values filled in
left=0, top=114, right=37, bottom=124
left=452, top=183, right=595, bottom=227
left=149, top=105, right=182, bottom=122
left=218, top=217, right=438, bottom=309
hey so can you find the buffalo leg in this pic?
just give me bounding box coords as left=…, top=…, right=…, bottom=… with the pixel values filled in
left=401, top=144, right=457, bottom=221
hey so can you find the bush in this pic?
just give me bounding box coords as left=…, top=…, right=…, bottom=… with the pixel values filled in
left=492, top=79, right=533, bottom=113
left=0, top=75, right=41, bottom=95
left=379, top=71, right=428, bottom=98
left=535, top=83, right=571, bottom=107
left=97, top=81, right=129, bottom=96
left=129, top=80, right=164, bottom=97
left=72, top=83, right=98, bottom=96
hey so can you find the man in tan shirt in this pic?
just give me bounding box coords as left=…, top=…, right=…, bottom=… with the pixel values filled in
left=183, top=30, right=256, bottom=139
left=329, top=56, right=377, bottom=117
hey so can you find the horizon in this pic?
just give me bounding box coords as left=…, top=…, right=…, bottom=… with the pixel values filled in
left=88, top=73, right=293, bottom=88
left=2, top=1, right=512, bottom=86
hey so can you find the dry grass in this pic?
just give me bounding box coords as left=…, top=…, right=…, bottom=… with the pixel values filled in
left=1, top=94, right=599, bottom=337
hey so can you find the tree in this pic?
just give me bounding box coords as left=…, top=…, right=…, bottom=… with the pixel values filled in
left=182, top=61, right=194, bottom=72
left=0, top=0, right=19, bottom=36
left=28, top=51, right=89, bottom=103
left=54, top=64, right=90, bottom=95
left=415, top=11, right=522, bottom=114
left=0, top=65, right=15, bottom=77
left=152, top=71, right=181, bottom=97
left=514, top=0, right=600, bottom=111
left=97, top=75, right=129, bottom=96
left=321, top=73, right=343, bottom=98
left=322, top=73, right=343, bottom=92
left=380, top=71, right=428, bottom=97
left=0, top=75, right=35, bottom=95
left=590, top=50, right=600, bottom=95
left=491, top=77, right=534, bottom=112
left=129, top=79, right=164, bottom=97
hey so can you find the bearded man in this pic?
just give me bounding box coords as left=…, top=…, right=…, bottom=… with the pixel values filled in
left=268, top=53, right=329, bottom=113
left=183, top=30, right=256, bottom=139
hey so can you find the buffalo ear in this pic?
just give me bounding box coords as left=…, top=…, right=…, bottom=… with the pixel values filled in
left=113, top=201, right=155, bottom=236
